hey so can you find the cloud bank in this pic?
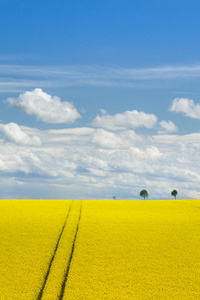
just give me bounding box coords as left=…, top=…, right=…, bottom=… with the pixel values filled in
left=0, top=124, right=199, bottom=200
left=7, top=88, right=81, bottom=123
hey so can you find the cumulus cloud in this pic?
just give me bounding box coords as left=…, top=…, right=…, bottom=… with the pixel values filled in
left=91, top=110, right=157, bottom=130
left=6, top=88, right=81, bottom=123
left=169, top=98, right=200, bottom=119
left=0, top=122, right=42, bottom=146
left=158, top=120, right=178, bottom=134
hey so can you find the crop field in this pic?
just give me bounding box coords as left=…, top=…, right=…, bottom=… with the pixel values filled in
left=0, top=200, right=200, bottom=299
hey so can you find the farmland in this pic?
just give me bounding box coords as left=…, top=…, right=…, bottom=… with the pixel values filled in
left=0, top=200, right=200, bottom=299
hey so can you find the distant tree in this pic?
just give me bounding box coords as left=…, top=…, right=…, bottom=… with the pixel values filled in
left=171, top=189, right=178, bottom=199
left=140, top=190, right=148, bottom=200
left=113, top=196, right=116, bottom=200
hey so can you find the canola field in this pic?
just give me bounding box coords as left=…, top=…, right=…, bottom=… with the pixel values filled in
left=0, top=200, right=200, bottom=299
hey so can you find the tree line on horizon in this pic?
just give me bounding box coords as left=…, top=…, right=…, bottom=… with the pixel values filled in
left=139, top=189, right=178, bottom=200
left=113, top=189, right=178, bottom=200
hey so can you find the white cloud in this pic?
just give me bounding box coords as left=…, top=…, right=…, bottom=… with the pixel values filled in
left=7, top=88, right=81, bottom=123
left=0, top=122, right=41, bottom=146
left=169, top=98, right=200, bottom=119
left=158, top=120, right=178, bottom=134
left=91, top=110, right=157, bottom=130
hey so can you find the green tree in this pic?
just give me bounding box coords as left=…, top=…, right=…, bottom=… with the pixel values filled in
left=171, top=189, right=178, bottom=199
left=140, top=190, right=148, bottom=200
left=113, top=196, right=116, bottom=200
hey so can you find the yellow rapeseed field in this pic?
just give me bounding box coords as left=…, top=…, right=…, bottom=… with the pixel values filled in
left=64, top=200, right=200, bottom=299
left=1, top=199, right=200, bottom=299
left=0, top=199, right=72, bottom=299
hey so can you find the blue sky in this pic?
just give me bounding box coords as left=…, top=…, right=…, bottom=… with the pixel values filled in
left=0, top=0, right=200, bottom=199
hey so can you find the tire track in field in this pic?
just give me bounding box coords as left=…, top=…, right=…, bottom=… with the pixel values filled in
left=37, top=201, right=73, bottom=300
left=59, top=200, right=82, bottom=300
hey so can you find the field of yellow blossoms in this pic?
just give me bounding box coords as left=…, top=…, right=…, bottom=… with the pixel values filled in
left=0, top=199, right=200, bottom=299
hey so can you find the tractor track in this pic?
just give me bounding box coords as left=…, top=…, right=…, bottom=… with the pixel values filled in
left=37, top=201, right=73, bottom=300
left=59, top=200, right=82, bottom=299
